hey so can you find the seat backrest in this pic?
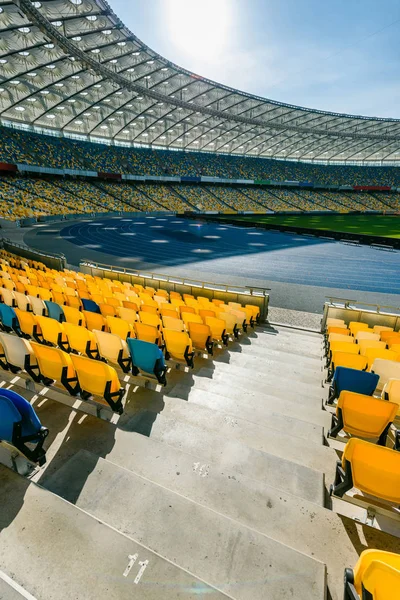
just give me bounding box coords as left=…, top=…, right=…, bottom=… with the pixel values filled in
left=327, top=325, right=349, bottom=335
left=386, top=335, right=400, bottom=348
left=353, top=549, right=400, bottom=597
left=27, top=295, right=46, bottom=316
left=188, top=323, right=211, bottom=348
left=355, top=331, right=380, bottom=342
left=134, top=322, right=159, bottom=344
left=0, top=388, right=42, bottom=437
left=14, top=308, right=37, bottom=337
left=164, top=329, right=192, bottom=359
left=333, top=367, right=379, bottom=396
left=94, top=330, right=126, bottom=363
left=381, top=331, right=400, bottom=343
left=35, top=315, right=64, bottom=346
left=99, top=303, right=117, bottom=318
left=326, top=317, right=346, bottom=327
left=127, top=338, right=165, bottom=375
left=365, top=348, right=399, bottom=368
left=63, top=305, right=85, bottom=327
left=0, top=303, right=18, bottom=329
left=373, top=325, right=394, bottom=335
left=332, top=352, right=367, bottom=371
left=338, top=391, right=398, bottom=437
left=106, top=316, right=132, bottom=340
left=139, top=311, right=161, bottom=329
left=82, top=310, right=106, bottom=332
left=343, top=438, right=400, bottom=503
left=0, top=332, right=34, bottom=370
left=31, top=342, right=74, bottom=381
left=349, top=322, right=370, bottom=336
left=358, top=340, right=386, bottom=355
left=162, top=316, right=184, bottom=331
left=363, top=560, right=400, bottom=599
left=14, top=291, right=31, bottom=312
left=70, top=353, right=120, bottom=396
left=81, top=298, right=101, bottom=314
left=330, top=342, right=359, bottom=357
left=328, top=333, right=354, bottom=344
left=205, top=316, right=225, bottom=339
left=0, top=394, right=21, bottom=443
left=140, top=304, right=158, bottom=316
left=179, top=305, right=196, bottom=316
left=63, top=322, right=95, bottom=355
left=182, top=313, right=203, bottom=326
left=372, top=359, right=400, bottom=392
left=117, top=307, right=138, bottom=325
left=383, top=379, right=400, bottom=410
left=218, top=312, right=237, bottom=332
left=0, top=287, right=15, bottom=306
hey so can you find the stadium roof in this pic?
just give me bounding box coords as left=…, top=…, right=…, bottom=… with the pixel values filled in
left=1, top=0, right=400, bottom=164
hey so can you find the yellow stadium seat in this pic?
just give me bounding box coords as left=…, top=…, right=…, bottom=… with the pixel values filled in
left=386, top=335, right=400, bottom=348
left=355, top=331, right=380, bottom=343
left=358, top=340, right=386, bottom=355
left=373, top=325, right=394, bottom=335
left=199, top=309, right=216, bottom=321
left=328, top=333, right=355, bottom=344
left=346, top=549, right=400, bottom=600
left=381, top=331, right=400, bottom=343
left=364, top=348, right=399, bottom=369
left=331, top=437, right=400, bottom=504
left=188, top=322, right=213, bottom=355
left=63, top=305, right=86, bottom=327
left=93, top=330, right=131, bottom=373
left=37, top=287, right=52, bottom=302
left=245, top=304, right=260, bottom=323
left=229, top=309, right=248, bottom=332
left=139, top=311, right=162, bottom=329
left=327, top=325, right=350, bottom=336
left=329, top=391, right=398, bottom=444
left=2, top=279, right=15, bottom=292
left=99, top=303, right=117, bottom=318
left=161, top=308, right=180, bottom=319
left=134, top=322, right=161, bottom=345
left=31, top=342, right=79, bottom=395
left=164, top=329, right=194, bottom=367
left=63, top=323, right=99, bottom=359
left=52, top=291, right=66, bottom=306
left=154, top=295, right=167, bottom=306
left=106, top=316, right=134, bottom=341
left=65, top=295, right=82, bottom=310
left=14, top=308, right=42, bottom=341
left=349, top=322, right=370, bottom=336
left=182, top=313, right=203, bottom=328
left=162, top=316, right=185, bottom=332
left=179, top=305, right=196, bottom=317
left=328, top=351, right=368, bottom=382
left=104, top=297, right=121, bottom=308
left=141, top=304, right=159, bottom=316
left=70, top=353, right=124, bottom=414
left=326, top=318, right=346, bottom=328
left=35, top=315, right=70, bottom=352
left=205, top=316, right=228, bottom=346
left=82, top=311, right=107, bottom=332
left=122, top=300, right=140, bottom=311
left=116, top=307, right=138, bottom=325
left=218, top=312, right=240, bottom=338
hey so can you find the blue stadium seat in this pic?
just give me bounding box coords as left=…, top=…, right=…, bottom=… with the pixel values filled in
left=127, top=338, right=167, bottom=386
left=44, top=300, right=65, bottom=323
left=0, top=303, right=21, bottom=334
left=81, top=299, right=101, bottom=314
left=328, top=366, right=379, bottom=405
left=0, top=388, right=48, bottom=465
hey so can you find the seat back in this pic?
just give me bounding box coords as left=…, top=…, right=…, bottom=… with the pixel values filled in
left=82, top=310, right=107, bottom=332
left=349, top=322, right=370, bottom=336
left=139, top=311, right=162, bottom=329
left=332, top=352, right=367, bottom=372
left=44, top=300, right=65, bottom=323
left=188, top=323, right=211, bottom=350
left=0, top=388, right=42, bottom=438
left=338, top=391, right=398, bottom=438
left=63, top=305, right=86, bottom=327
left=218, top=312, right=238, bottom=333
left=343, top=438, right=400, bottom=503
left=117, top=307, right=138, bottom=325
left=328, top=333, right=354, bottom=344
left=372, top=359, right=400, bottom=392
left=14, top=291, right=31, bottom=312
left=365, top=348, right=399, bottom=369
left=164, top=329, right=192, bottom=360
left=353, top=550, right=400, bottom=597
left=383, top=379, right=400, bottom=410
left=381, top=331, right=400, bottom=343
left=355, top=331, right=380, bottom=342
left=205, top=316, right=225, bottom=340
left=27, top=295, right=46, bottom=316
left=106, top=316, right=133, bottom=340
left=63, top=322, right=96, bottom=356
left=134, top=322, right=160, bottom=344
left=94, top=330, right=126, bottom=364
left=35, top=315, right=65, bottom=346
left=332, top=367, right=379, bottom=396
left=31, top=342, right=74, bottom=382
left=0, top=394, right=21, bottom=443
left=140, top=304, right=158, bottom=316
left=373, top=325, right=394, bottom=335
left=363, top=560, right=400, bottom=599
left=127, top=338, right=165, bottom=376
left=99, top=303, right=117, bottom=318
left=330, top=342, right=359, bottom=357
left=358, top=340, right=386, bottom=355
left=0, top=287, right=15, bottom=307
left=326, top=318, right=346, bottom=328
left=81, top=298, right=101, bottom=314
left=162, top=316, right=184, bottom=331
left=182, top=313, right=203, bottom=327
left=0, top=332, right=35, bottom=370
left=70, top=353, right=121, bottom=397
left=0, top=304, right=18, bottom=329
left=327, top=325, right=349, bottom=335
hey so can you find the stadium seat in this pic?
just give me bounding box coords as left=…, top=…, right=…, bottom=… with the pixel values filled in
left=349, top=322, right=370, bottom=336
left=63, top=323, right=99, bottom=359
left=0, top=304, right=20, bottom=335
left=162, top=308, right=180, bottom=319
left=386, top=335, right=400, bottom=348
left=70, top=353, right=124, bottom=414
left=141, top=304, right=158, bottom=316
left=331, top=438, right=400, bottom=504
left=328, top=391, right=398, bottom=446
left=44, top=300, right=65, bottom=323
left=218, top=312, right=240, bottom=339
left=62, top=305, right=86, bottom=327
left=364, top=348, right=399, bottom=369
left=116, top=307, right=138, bottom=325
left=326, top=318, right=346, bottom=328
left=31, top=342, right=79, bottom=395
left=355, top=331, right=380, bottom=343
left=0, top=332, right=38, bottom=376
left=327, top=367, right=379, bottom=404
left=327, top=351, right=367, bottom=382
left=0, top=287, right=16, bottom=307
left=139, top=311, right=162, bottom=329
left=122, top=300, right=140, bottom=311
left=163, top=329, right=195, bottom=368
left=182, top=313, right=203, bottom=328
left=327, top=325, right=349, bottom=336
left=205, top=316, right=228, bottom=346
left=327, top=342, right=359, bottom=367
left=82, top=310, right=107, bottom=332
left=381, top=331, right=400, bottom=343
left=0, top=388, right=48, bottom=465
left=229, top=309, right=248, bottom=332
left=162, top=316, right=185, bottom=332
left=105, top=316, right=133, bottom=341
left=358, top=340, right=386, bottom=355
left=93, top=330, right=131, bottom=373
left=373, top=325, right=394, bottom=335
left=127, top=338, right=167, bottom=385
left=99, top=303, right=117, bottom=318
left=81, top=298, right=101, bottom=314
left=134, top=322, right=161, bottom=345
left=188, top=322, right=214, bottom=355
left=383, top=379, right=400, bottom=409
left=35, top=315, right=70, bottom=352
left=344, top=550, right=400, bottom=600
left=14, top=291, right=31, bottom=312
left=27, top=295, right=46, bottom=316
left=372, top=359, right=400, bottom=392
left=179, top=305, right=196, bottom=317
left=65, top=295, right=82, bottom=310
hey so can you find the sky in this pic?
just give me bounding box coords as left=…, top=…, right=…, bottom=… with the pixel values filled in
left=110, top=0, right=400, bottom=119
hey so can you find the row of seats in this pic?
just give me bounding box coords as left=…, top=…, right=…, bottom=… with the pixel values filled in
left=2, top=125, right=400, bottom=186
left=322, top=317, right=400, bottom=599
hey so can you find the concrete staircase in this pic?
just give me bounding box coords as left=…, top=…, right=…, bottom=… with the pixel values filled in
left=1, top=324, right=399, bottom=599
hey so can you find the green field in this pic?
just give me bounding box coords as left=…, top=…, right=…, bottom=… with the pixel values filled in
left=233, top=214, right=400, bottom=239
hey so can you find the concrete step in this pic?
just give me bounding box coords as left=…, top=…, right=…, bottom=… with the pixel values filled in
left=159, top=394, right=336, bottom=477
left=243, top=329, right=322, bottom=351
left=232, top=338, right=322, bottom=362
left=46, top=452, right=326, bottom=600
left=208, top=359, right=322, bottom=387
left=168, top=383, right=324, bottom=443
left=196, top=367, right=324, bottom=404
left=126, top=410, right=325, bottom=502
left=256, top=326, right=321, bottom=341
left=180, top=377, right=331, bottom=429
left=214, top=351, right=322, bottom=377
left=0, top=466, right=228, bottom=600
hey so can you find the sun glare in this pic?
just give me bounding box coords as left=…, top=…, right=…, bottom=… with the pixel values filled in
left=164, top=0, right=232, bottom=63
